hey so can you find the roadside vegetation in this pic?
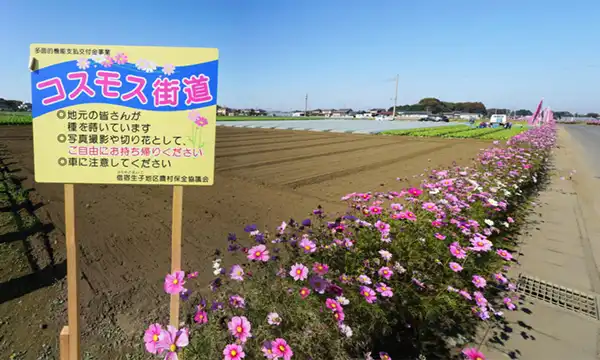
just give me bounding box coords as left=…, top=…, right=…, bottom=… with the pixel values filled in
left=144, top=123, right=556, bottom=359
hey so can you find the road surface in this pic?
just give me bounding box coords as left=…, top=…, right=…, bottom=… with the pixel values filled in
left=564, top=124, right=600, bottom=177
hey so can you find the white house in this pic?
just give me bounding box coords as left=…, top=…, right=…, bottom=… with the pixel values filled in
left=292, top=111, right=306, bottom=117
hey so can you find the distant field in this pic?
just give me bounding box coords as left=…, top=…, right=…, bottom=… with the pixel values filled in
left=381, top=124, right=527, bottom=140
left=0, top=113, right=331, bottom=125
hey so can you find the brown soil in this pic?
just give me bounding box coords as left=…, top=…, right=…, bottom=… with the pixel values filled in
left=0, top=125, right=490, bottom=359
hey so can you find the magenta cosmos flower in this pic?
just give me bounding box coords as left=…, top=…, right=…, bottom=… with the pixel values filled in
left=272, top=338, right=294, bottom=360
left=378, top=266, right=393, bottom=280
left=376, top=282, right=393, bottom=297
left=449, top=242, right=467, bottom=259
left=325, top=298, right=341, bottom=312
left=360, top=286, right=377, bottom=303
left=380, top=352, right=392, bottom=360
left=157, top=326, right=189, bottom=360
left=290, top=263, right=309, bottom=281
left=194, top=310, right=208, bottom=324
left=496, top=249, right=513, bottom=261
left=469, top=237, right=493, bottom=252
left=299, top=287, right=311, bottom=299
left=298, top=237, right=317, bottom=253
left=422, top=202, right=439, bottom=212
left=164, top=271, right=186, bottom=295
left=143, top=323, right=163, bottom=354
left=472, top=275, right=487, bottom=288
left=223, top=343, right=245, bottom=360
left=462, top=347, right=486, bottom=359
left=449, top=262, right=463, bottom=272
left=228, top=316, right=252, bottom=343
left=312, top=262, right=329, bottom=276
left=247, top=244, right=270, bottom=262
left=434, top=233, right=446, bottom=240
left=375, top=220, right=390, bottom=234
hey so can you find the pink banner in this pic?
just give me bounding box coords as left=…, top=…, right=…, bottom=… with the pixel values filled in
left=530, top=99, right=543, bottom=125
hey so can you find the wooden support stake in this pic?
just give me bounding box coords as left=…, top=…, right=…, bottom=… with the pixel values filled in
left=169, top=186, right=184, bottom=327
left=64, top=184, right=80, bottom=360
left=60, top=326, right=70, bottom=360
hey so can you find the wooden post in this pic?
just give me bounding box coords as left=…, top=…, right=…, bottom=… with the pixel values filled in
left=64, top=184, right=80, bottom=360
left=60, top=326, right=70, bottom=360
left=169, top=186, right=184, bottom=327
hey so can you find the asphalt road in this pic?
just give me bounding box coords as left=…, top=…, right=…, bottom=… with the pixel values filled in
left=564, top=125, right=600, bottom=178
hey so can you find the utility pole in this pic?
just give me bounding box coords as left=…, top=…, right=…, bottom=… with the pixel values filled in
left=304, top=93, right=308, bottom=116
left=392, top=74, right=399, bottom=119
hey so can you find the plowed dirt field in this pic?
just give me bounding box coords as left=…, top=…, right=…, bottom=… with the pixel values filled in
left=0, top=125, right=490, bottom=359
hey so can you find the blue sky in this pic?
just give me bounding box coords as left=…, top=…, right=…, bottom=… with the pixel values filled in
left=2, top=0, right=599, bottom=113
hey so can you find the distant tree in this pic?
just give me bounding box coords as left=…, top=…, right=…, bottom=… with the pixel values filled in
left=586, top=113, right=599, bottom=119
left=516, top=109, right=533, bottom=116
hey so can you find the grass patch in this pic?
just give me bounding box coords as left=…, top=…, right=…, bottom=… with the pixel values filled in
left=0, top=113, right=32, bottom=125
left=381, top=125, right=469, bottom=136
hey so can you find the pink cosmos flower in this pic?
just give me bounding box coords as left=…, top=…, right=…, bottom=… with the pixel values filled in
left=507, top=217, right=514, bottom=223
left=194, top=310, right=208, bottom=324
left=422, top=202, right=438, bottom=212
left=435, top=233, right=446, bottom=240
left=405, top=211, right=418, bottom=221
left=496, top=249, right=513, bottom=261
left=378, top=266, right=393, bottom=280
left=449, top=262, right=463, bottom=272
left=391, top=203, right=403, bottom=211
left=187, top=271, right=199, bottom=279
left=143, top=323, right=163, bottom=354
left=230, top=264, right=245, bottom=281
left=299, top=287, right=311, bottom=299
left=380, top=352, right=392, bottom=360
left=272, top=338, right=294, bottom=360
left=357, top=274, right=372, bottom=284
left=164, top=271, right=186, bottom=295
left=494, top=273, right=508, bottom=284
left=223, top=344, right=245, bottom=360
left=472, top=275, right=487, bottom=288
left=375, top=220, right=390, bottom=234
left=459, top=290, right=472, bottom=300
left=228, top=316, right=252, bottom=343
left=298, top=237, right=317, bottom=253
left=462, top=347, right=486, bottom=360
left=290, top=263, right=308, bottom=281
left=450, top=242, right=467, bottom=259
left=333, top=310, right=345, bottom=323
left=408, top=187, right=423, bottom=196
left=312, top=262, right=329, bottom=276
left=325, top=298, right=341, bottom=312
left=469, top=238, right=493, bottom=252
left=504, top=297, right=516, bottom=310
left=360, top=286, right=377, bottom=303
left=247, top=244, right=270, bottom=262
left=157, top=326, right=189, bottom=360
left=474, top=291, right=488, bottom=307
left=369, top=206, right=383, bottom=215
left=229, top=295, right=245, bottom=309
left=376, top=282, right=394, bottom=297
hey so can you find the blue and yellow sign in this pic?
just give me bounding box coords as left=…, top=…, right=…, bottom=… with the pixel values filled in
left=30, top=44, right=218, bottom=185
